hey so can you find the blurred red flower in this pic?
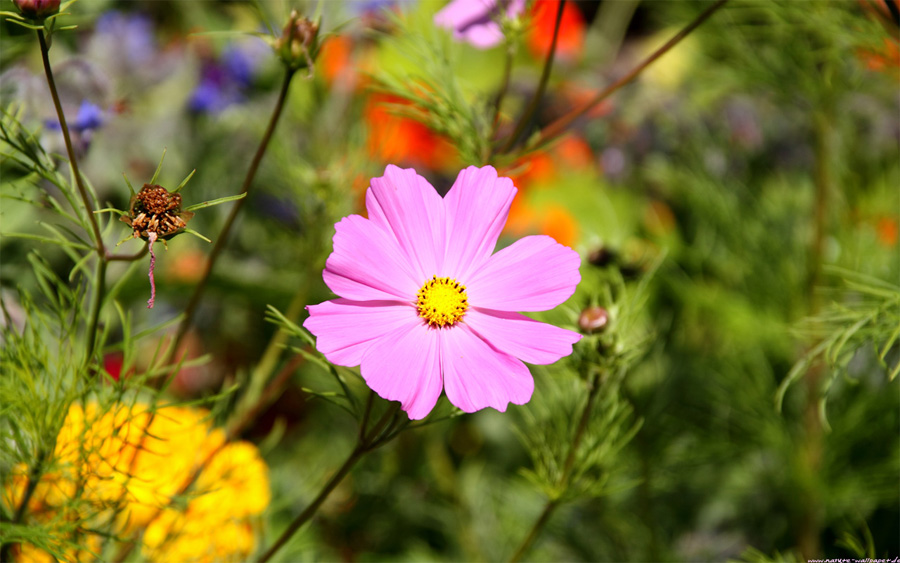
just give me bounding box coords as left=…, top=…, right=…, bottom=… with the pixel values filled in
left=527, top=0, right=586, bottom=62
left=364, top=93, right=456, bottom=170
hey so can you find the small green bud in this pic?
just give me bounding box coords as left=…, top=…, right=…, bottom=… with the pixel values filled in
left=588, top=246, right=617, bottom=268
left=578, top=305, right=609, bottom=334
left=13, top=0, right=60, bottom=20
left=274, top=10, right=320, bottom=72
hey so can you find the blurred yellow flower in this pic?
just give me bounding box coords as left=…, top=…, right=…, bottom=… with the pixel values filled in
left=4, top=401, right=270, bottom=562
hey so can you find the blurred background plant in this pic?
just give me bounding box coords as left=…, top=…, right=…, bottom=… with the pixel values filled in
left=1, top=0, right=897, bottom=561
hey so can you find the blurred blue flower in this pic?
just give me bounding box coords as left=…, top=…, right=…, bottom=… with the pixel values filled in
left=94, top=11, right=157, bottom=66
left=351, top=0, right=402, bottom=15
left=45, top=100, right=105, bottom=133
left=189, top=39, right=269, bottom=114
left=189, top=70, right=244, bottom=114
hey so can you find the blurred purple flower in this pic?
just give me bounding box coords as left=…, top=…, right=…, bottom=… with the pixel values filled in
left=189, top=39, right=270, bottom=114
left=45, top=100, right=105, bottom=133
left=43, top=100, right=105, bottom=153
left=434, top=0, right=525, bottom=49
left=189, top=74, right=243, bottom=114
left=94, top=11, right=157, bottom=66
left=352, top=0, right=401, bottom=15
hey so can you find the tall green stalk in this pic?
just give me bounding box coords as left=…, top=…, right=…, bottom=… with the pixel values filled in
left=509, top=369, right=603, bottom=562
left=257, top=399, right=404, bottom=562
left=167, top=67, right=297, bottom=363
left=37, top=28, right=108, bottom=363
left=531, top=0, right=729, bottom=154
left=498, top=0, right=565, bottom=155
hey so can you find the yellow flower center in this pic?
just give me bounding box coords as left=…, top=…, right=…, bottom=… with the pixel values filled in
left=416, top=276, right=468, bottom=328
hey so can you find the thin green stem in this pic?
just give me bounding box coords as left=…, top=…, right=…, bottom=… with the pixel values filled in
left=251, top=291, right=308, bottom=389
left=498, top=0, right=566, bottom=155
left=226, top=353, right=305, bottom=441
left=531, top=0, right=729, bottom=153
left=258, top=402, right=403, bottom=562
left=168, top=67, right=297, bottom=361
left=362, top=403, right=402, bottom=448
left=85, top=259, right=107, bottom=365
left=38, top=27, right=110, bottom=362
left=107, top=246, right=149, bottom=262
left=561, top=369, right=602, bottom=479
left=359, top=390, right=375, bottom=441
left=508, top=369, right=602, bottom=562
left=796, top=108, right=834, bottom=562
left=37, top=29, right=104, bottom=254
left=509, top=499, right=560, bottom=563
left=257, top=446, right=365, bottom=563
left=489, top=41, right=516, bottom=149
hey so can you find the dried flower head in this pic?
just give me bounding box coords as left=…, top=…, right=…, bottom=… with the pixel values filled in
left=121, top=183, right=193, bottom=241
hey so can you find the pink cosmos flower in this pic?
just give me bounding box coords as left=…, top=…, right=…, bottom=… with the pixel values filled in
left=434, top=0, right=526, bottom=50
left=304, top=165, right=582, bottom=420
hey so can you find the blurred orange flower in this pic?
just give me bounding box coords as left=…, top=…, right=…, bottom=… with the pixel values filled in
left=320, top=35, right=354, bottom=87
left=858, top=37, right=900, bottom=74
left=502, top=134, right=594, bottom=247
left=876, top=215, right=898, bottom=247
left=527, top=0, right=586, bottom=62
left=364, top=93, right=456, bottom=170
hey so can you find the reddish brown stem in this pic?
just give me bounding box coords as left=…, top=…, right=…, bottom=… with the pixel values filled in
left=531, top=0, right=729, bottom=152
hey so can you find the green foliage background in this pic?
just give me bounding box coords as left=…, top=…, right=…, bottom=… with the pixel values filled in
left=1, top=0, right=898, bottom=561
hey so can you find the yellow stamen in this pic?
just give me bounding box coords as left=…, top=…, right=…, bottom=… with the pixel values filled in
left=416, top=275, right=468, bottom=328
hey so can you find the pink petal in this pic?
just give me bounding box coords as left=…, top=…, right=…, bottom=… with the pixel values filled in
left=367, top=166, right=445, bottom=281
left=434, top=0, right=503, bottom=49
left=466, top=235, right=581, bottom=312
left=440, top=324, right=533, bottom=413
left=323, top=214, right=420, bottom=302
left=361, top=320, right=443, bottom=420
left=304, top=299, right=417, bottom=367
left=457, top=22, right=504, bottom=49
left=443, top=166, right=516, bottom=281
left=463, top=308, right=581, bottom=365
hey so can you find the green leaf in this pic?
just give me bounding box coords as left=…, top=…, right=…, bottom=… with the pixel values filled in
left=149, top=148, right=167, bottom=185
left=183, top=193, right=247, bottom=212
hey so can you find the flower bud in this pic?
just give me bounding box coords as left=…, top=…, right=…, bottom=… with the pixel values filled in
left=13, top=0, right=60, bottom=20
left=588, top=246, right=617, bottom=268
left=578, top=305, right=609, bottom=334
left=274, top=10, right=320, bottom=72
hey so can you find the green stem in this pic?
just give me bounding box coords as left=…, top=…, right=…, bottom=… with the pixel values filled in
left=531, top=0, right=729, bottom=153
left=168, top=67, right=297, bottom=361
left=509, top=499, right=560, bottom=563
left=37, top=27, right=110, bottom=363
left=258, top=446, right=365, bottom=563
left=498, top=0, right=566, bottom=155
left=796, top=108, right=833, bottom=562
left=226, top=353, right=305, bottom=440
left=107, top=246, right=149, bottom=261
left=258, top=403, right=402, bottom=563
left=251, top=291, right=307, bottom=389
left=85, top=259, right=107, bottom=365
left=509, top=369, right=602, bottom=562
left=359, top=390, right=375, bottom=441
left=37, top=29, right=104, bottom=254
left=489, top=40, right=516, bottom=149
